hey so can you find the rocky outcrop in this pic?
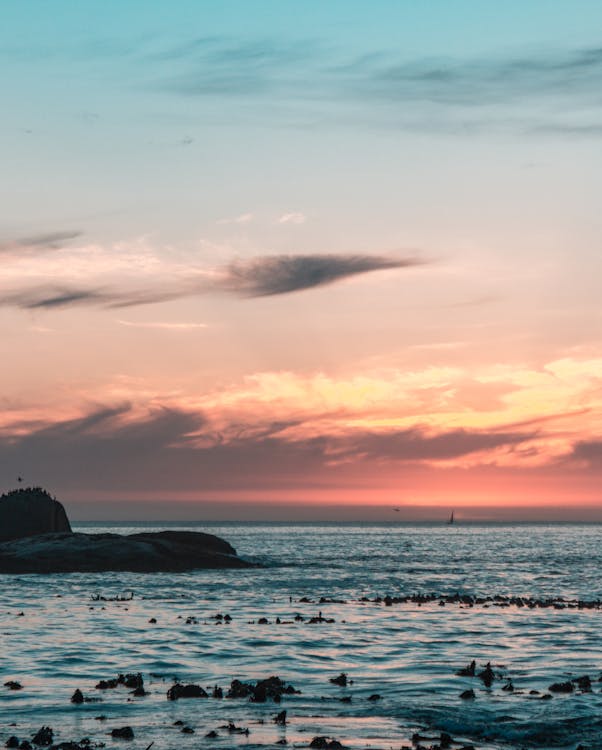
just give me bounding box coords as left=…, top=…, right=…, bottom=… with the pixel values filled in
left=0, top=487, right=250, bottom=573
left=0, top=529, right=252, bottom=573
left=0, top=487, right=71, bottom=542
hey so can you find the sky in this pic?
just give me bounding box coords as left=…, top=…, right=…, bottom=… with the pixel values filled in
left=2, top=1, right=602, bottom=520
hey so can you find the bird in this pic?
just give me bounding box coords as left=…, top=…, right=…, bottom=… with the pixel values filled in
left=393, top=507, right=400, bottom=512
left=17, top=476, right=23, bottom=483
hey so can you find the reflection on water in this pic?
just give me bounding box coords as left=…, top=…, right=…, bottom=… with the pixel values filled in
left=1, top=523, right=601, bottom=749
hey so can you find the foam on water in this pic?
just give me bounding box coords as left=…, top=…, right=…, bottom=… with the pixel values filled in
left=1, top=523, right=601, bottom=750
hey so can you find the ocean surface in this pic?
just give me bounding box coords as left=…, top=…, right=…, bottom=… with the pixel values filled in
left=1, top=523, right=601, bottom=750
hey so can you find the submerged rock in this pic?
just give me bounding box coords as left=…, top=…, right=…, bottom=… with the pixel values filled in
left=0, top=529, right=252, bottom=573
left=0, top=488, right=71, bottom=542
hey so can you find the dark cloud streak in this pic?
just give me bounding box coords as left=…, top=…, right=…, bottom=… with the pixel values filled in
left=219, top=254, right=418, bottom=297
left=0, top=253, right=420, bottom=310
left=2, top=286, right=110, bottom=310
left=0, top=230, right=83, bottom=254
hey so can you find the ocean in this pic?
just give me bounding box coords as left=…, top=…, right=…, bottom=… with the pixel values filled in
left=1, top=523, right=601, bottom=750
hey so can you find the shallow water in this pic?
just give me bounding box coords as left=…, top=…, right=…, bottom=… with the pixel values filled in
left=1, top=523, right=601, bottom=750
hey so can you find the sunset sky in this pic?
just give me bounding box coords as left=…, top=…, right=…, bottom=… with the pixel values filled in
left=2, top=1, right=602, bottom=520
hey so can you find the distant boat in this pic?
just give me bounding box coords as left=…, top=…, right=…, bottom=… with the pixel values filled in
left=447, top=510, right=455, bottom=525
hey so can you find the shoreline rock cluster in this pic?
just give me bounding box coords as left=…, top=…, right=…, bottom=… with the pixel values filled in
left=362, top=592, right=602, bottom=610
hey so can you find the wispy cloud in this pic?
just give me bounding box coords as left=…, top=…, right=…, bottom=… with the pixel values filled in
left=156, top=36, right=602, bottom=135
left=359, top=47, right=602, bottom=107
left=217, top=212, right=254, bottom=225
left=0, top=230, right=83, bottom=254
left=116, top=319, right=208, bottom=330
left=160, top=37, right=318, bottom=96
left=278, top=212, right=306, bottom=225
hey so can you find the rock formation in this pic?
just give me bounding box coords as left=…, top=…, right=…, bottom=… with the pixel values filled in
left=0, top=487, right=252, bottom=572
left=0, top=529, right=253, bottom=573
left=0, top=487, right=71, bottom=542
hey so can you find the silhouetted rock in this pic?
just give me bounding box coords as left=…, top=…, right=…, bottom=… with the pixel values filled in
left=95, top=678, right=119, bottom=690
left=573, top=675, right=592, bottom=691
left=31, top=728, right=53, bottom=746
left=6, top=737, right=19, bottom=748
left=70, top=689, right=84, bottom=704
left=0, top=529, right=252, bottom=573
left=226, top=676, right=298, bottom=701
left=456, top=660, right=476, bottom=677
left=226, top=679, right=253, bottom=699
left=110, top=727, right=134, bottom=740
left=221, top=722, right=249, bottom=735
left=309, top=738, right=345, bottom=749
left=549, top=681, right=574, bottom=693
left=478, top=662, right=495, bottom=687
left=167, top=683, right=208, bottom=700
left=0, top=488, right=71, bottom=542
left=120, top=673, right=143, bottom=689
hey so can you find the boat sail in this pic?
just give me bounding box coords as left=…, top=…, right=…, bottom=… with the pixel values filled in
left=448, top=510, right=455, bottom=525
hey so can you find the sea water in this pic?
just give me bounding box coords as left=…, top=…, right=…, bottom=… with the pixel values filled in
left=1, top=523, right=601, bottom=749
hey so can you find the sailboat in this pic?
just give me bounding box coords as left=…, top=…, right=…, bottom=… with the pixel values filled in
left=447, top=510, right=455, bottom=525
